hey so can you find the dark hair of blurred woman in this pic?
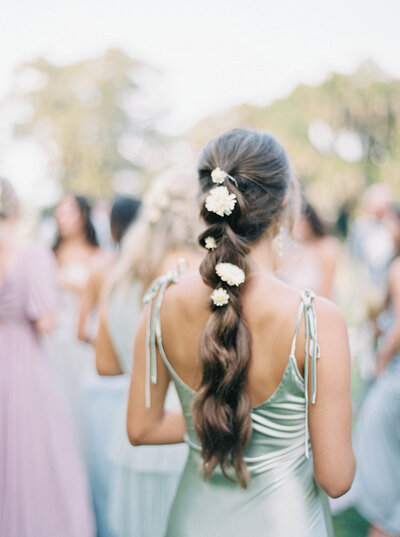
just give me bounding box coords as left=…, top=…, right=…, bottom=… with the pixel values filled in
left=53, top=195, right=99, bottom=252
left=110, top=197, right=141, bottom=244
left=303, top=201, right=327, bottom=238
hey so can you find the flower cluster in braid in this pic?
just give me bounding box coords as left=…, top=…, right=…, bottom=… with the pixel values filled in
left=192, top=127, right=295, bottom=487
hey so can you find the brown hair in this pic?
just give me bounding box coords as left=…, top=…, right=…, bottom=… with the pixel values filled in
left=192, top=128, right=295, bottom=487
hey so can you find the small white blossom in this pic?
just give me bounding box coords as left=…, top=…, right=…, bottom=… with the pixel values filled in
left=211, top=167, right=227, bottom=184
left=205, top=186, right=237, bottom=217
left=215, top=262, right=245, bottom=286
left=211, top=288, right=230, bottom=307
left=204, top=236, right=217, bottom=250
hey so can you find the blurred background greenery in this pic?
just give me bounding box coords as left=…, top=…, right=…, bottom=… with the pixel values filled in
left=2, top=48, right=399, bottom=231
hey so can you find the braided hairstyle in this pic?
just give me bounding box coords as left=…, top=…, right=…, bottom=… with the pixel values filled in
left=192, top=128, right=295, bottom=487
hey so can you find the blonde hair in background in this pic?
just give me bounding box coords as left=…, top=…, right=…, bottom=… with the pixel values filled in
left=110, top=168, right=202, bottom=293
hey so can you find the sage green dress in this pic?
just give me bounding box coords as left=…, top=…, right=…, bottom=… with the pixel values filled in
left=107, top=281, right=187, bottom=537
left=144, top=271, right=334, bottom=537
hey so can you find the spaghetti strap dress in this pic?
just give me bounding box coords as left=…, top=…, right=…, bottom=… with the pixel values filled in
left=143, top=270, right=334, bottom=537
left=106, top=281, right=188, bottom=537
left=0, top=242, right=95, bottom=537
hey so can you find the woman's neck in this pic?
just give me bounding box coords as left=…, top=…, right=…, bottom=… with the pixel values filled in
left=248, top=237, right=275, bottom=274
left=60, top=234, right=92, bottom=249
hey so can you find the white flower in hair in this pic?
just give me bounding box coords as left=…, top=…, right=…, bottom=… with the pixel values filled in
left=204, top=236, right=217, bottom=250
left=211, top=287, right=230, bottom=307
left=215, top=262, right=245, bottom=286
left=205, top=186, right=237, bottom=217
left=211, top=167, right=227, bottom=184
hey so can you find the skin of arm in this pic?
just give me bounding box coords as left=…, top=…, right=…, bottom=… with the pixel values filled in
left=77, top=268, right=105, bottom=344
left=318, top=237, right=341, bottom=299
left=308, top=298, right=355, bottom=498
left=95, top=288, right=124, bottom=376
left=375, top=258, right=400, bottom=375
left=127, top=307, right=186, bottom=446
left=34, top=314, right=56, bottom=334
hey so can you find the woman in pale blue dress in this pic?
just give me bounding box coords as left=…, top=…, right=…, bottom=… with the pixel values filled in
left=351, top=216, right=400, bottom=537
left=78, top=197, right=141, bottom=537
left=96, top=171, right=202, bottom=537
left=127, top=128, right=355, bottom=537
left=47, top=194, right=104, bottom=428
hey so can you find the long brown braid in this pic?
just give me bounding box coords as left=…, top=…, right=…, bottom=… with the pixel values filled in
left=192, top=128, right=294, bottom=487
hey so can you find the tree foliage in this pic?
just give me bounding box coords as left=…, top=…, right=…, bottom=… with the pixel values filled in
left=9, top=48, right=164, bottom=197
left=188, top=60, right=400, bottom=217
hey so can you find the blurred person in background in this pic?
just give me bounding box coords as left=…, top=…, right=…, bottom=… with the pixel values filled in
left=91, top=198, right=113, bottom=248
left=345, top=184, right=396, bottom=384
left=78, top=196, right=141, bottom=537
left=78, top=196, right=142, bottom=345
left=95, top=171, right=202, bottom=537
left=127, top=129, right=354, bottom=537
left=0, top=178, right=95, bottom=537
left=278, top=199, right=341, bottom=299
left=348, top=183, right=394, bottom=286
left=350, top=206, right=400, bottom=537
left=47, top=194, right=106, bottom=428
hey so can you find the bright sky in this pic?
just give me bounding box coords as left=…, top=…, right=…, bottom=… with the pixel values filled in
left=1, top=0, right=400, bottom=202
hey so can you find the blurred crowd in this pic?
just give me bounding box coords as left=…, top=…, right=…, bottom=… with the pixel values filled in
left=1, top=172, right=399, bottom=537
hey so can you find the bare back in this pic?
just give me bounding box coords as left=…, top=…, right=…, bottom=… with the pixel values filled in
left=160, top=271, right=309, bottom=408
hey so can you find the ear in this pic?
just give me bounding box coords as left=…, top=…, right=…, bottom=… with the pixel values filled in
left=281, top=194, right=289, bottom=208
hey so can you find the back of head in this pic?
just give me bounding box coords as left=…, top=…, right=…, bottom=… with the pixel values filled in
left=110, top=197, right=141, bottom=244
left=110, top=169, right=200, bottom=293
left=192, top=127, right=297, bottom=487
left=0, top=177, right=19, bottom=220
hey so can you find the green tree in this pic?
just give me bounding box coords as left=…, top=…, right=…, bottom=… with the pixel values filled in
left=7, top=48, right=164, bottom=197
left=188, top=60, right=400, bottom=217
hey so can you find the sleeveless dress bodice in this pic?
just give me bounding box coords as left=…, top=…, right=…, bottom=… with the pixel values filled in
left=143, top=270, right=334, bottom=537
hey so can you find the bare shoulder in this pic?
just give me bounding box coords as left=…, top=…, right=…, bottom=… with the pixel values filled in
left=313, top=296, right=349, bottom=355
left=162, top=271, right=207, bottom=316
left=314, top=295, right=346, bottom=327
left=157, top=250, right=202, bottom=278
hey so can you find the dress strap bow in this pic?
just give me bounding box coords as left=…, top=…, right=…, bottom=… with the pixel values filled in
left=301, top=289, right=320, bottom=458
left=143, top=259, right=187, bottom=408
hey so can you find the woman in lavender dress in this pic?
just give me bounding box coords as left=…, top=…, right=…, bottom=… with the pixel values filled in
left=0, top=178, right=95, bottom=537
